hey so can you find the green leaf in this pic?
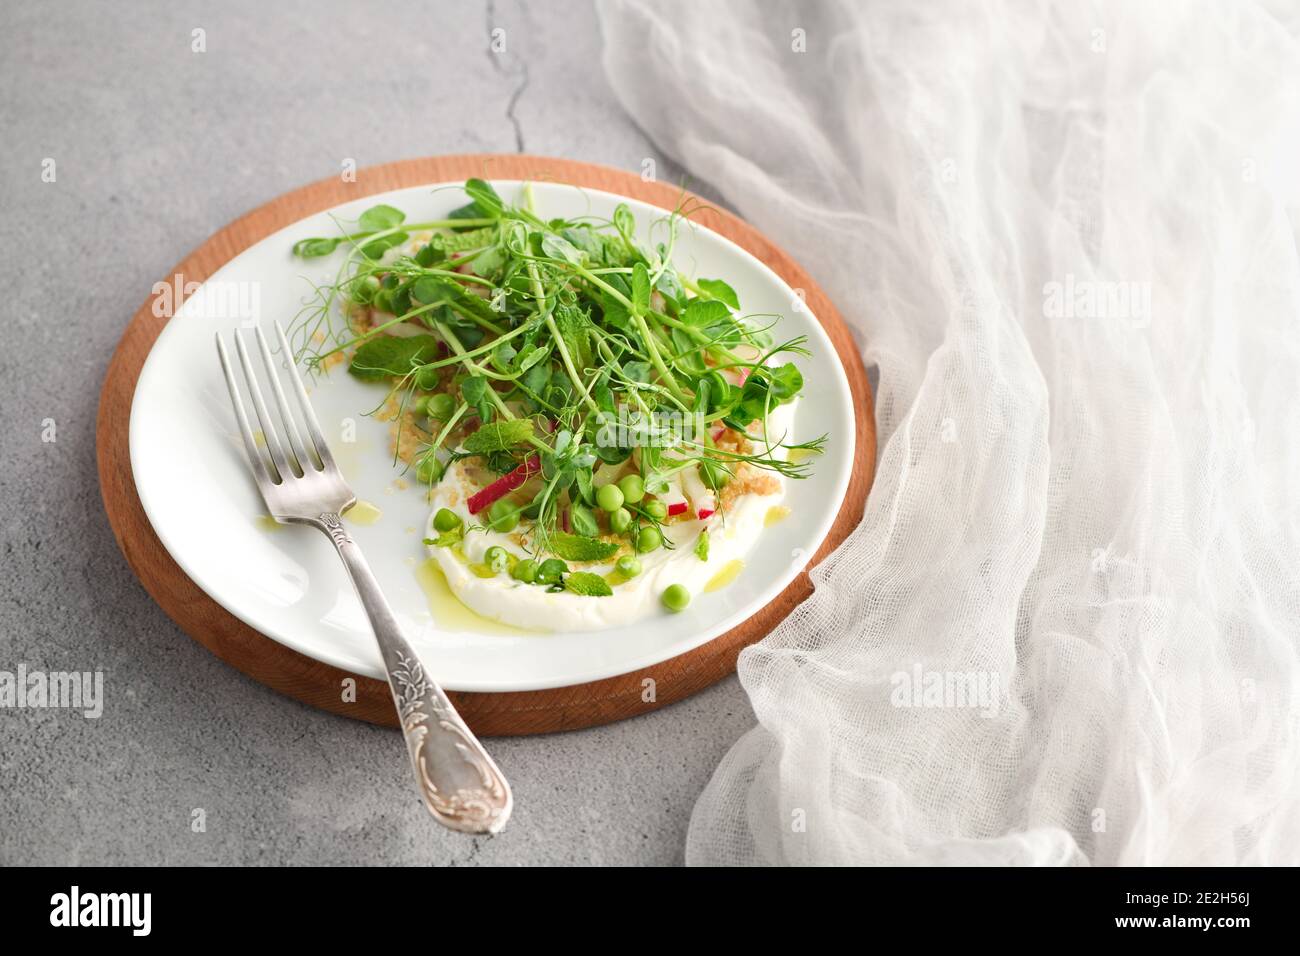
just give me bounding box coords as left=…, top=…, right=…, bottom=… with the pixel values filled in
left=414, top=242, right=445, bottom=267
left=631, top=262, right=650, bottom=314
left=553, top=299, right=594, bottom=372
left=349, top=335, right=441, bottom=381
left=464, top=178, right=504, bottom=218
left=683, top=298, right=731, bottom=327
left=292, top=237, right=341, bottom=258
left=462, top=419, right=535, bottom=455
left=564, top=571, right=614, bottom=597
left=696, top=278, right=739, bottom=309
left=643, top=472, right=671, bottom=497
left=359, top=232, right=408, bottom=259
left=540, top=233, right=584, bottom=265
left=574, top=467, right=595, bottom=506
left=412, top=276, right=452, bottom=306
left=521, top=361, right=550, bottom=400
left=435, top=224, right=496, bottom=249
left=423, top=528, right=463, bottom=548
left=561, top=226, right=604, bottom=259
left=594, top=443, right=630, bottom=465
left=517, top=345, right=550, bottom=372
left=472, top=245, right=506, bottom=278
left=570, top=501, right=600, bottom=537
left=547, top=532, right=619, bottom=562
left=768, top=363, right=804, bottom=403
left=359, top=204, right=406, bottom=232
left=656, top=270, right=686, bottom=308
left=460, top=375, right=491, bottom=419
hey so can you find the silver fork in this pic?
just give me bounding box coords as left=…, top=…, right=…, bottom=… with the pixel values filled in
left=215, top=322, right=512, bottom=835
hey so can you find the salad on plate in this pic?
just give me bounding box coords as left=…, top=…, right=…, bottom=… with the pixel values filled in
left=289, top=179, right=823, bottom=631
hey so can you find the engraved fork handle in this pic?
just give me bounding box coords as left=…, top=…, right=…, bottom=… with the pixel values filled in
left=316, top=512, right=512, bottom=834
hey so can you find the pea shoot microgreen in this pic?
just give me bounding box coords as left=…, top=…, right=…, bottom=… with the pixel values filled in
left=289, top=180, right=824, bottom=567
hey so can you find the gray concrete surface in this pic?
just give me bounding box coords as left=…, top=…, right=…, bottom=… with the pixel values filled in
left=0, top=0, right=756, bottom=866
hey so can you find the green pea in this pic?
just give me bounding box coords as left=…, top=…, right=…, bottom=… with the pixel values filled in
left=511, top=558, right=538, bottom=583
left=416, top=455, right=443, bottom=485
left=643, top=499, right=668, bottom=521
left=661, top=583, right=690, bottom=612
left=635, top=526, right=663, bottom=553
left=609, top=507, right=633, bottom=534
left=483, top=546, right=509, bottom=574
left=421, top=392, right=455, bottom=421
left=537, top=558, right=569, bottom=585
left=596, top=483, right=625, bottom=513
left=487, top=498, right=518, bottom=533
left=615, top=555, right=641, bottom=578
left=373, top=289, right=395, bottom=314
left=433, top=508, right=462, bottom=533
left=618, top=473, right=646, bottom=505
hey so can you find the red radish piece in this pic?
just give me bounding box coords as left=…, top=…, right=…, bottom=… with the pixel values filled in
left=681, top=465, right=715, bottom=519
left=466, top=455, right=540, bottom=514
left=667, top=501, right=689, bottom=517
left=711, top=426, right=727, bottom=442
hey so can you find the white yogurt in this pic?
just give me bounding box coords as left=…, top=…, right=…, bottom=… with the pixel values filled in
left=425, top=401, right=796, bottom=631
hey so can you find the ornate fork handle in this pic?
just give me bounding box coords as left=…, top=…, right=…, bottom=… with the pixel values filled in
left=317, top=512, right=512, bottom=834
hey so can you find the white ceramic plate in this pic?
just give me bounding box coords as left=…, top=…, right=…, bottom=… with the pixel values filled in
left=129, top=181, right=855, bottom=691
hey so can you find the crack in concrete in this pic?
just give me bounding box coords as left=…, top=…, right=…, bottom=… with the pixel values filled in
left=485, top=0, right=530, bottom=153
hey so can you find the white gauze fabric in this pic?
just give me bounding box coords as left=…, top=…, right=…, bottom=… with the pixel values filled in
left=597, top=0, right=1300, bottom=865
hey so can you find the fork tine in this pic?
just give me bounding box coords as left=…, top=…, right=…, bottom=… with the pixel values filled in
left=215, top=332, right=275, bottom=490
left=233, top=330, right=293, bottom=483
left=274, top=321, right=338, bottom=472
left=253, top=325, right=311, bottom=475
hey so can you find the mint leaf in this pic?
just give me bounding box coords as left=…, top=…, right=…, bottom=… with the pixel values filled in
left=433, top=225, right=496, bottom=250
left=349, top=334, right=441, bottom=381
left=564, top=571, right=613, bottom=597
left=423, top=529, right=462, bottom=548
left=569, top=501, right=599, bottom=537
left=547, top=532, right=619, bottom=562
left=462, top=420, right=535, bottom=455
left=553, top=300, right=594, bottom=372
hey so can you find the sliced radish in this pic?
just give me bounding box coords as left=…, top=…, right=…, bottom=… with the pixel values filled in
left=667, top=501, right=689, bottom=517
left=466, top=455, right=540, bottom=514
left=681, top=465, right=716, bottom=520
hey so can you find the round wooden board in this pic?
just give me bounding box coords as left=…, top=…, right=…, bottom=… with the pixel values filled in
left=97, top=155, right=876, bottom=735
